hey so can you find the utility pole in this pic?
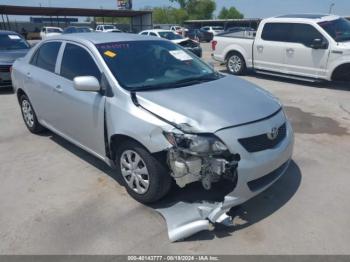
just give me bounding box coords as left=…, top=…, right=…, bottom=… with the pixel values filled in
left=329, top=3, right=335, bottom=14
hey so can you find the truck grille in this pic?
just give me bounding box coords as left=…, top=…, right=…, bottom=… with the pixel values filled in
left=238, top=123, right=286, bottom=153
left=0, top=65, right=11, bottom=72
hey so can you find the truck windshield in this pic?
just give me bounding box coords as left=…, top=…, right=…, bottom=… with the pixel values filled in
left=318, top=18, right=350, bottom=42
left=0, top=34, right=30, bottom=50
left=96, top=40, right=218, bottom=91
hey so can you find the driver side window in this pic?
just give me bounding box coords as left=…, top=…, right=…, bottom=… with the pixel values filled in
left=290, top=24, right=327, bottom=47
left=60, top=43, right=101, bottom=81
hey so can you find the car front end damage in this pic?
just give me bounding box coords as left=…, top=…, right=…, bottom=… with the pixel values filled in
left=157, top=109, right=294, bottom=242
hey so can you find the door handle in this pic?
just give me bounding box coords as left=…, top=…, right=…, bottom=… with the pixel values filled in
left=257, top=45, right=264, bottom=51
left=286, top=48, right=295, bottom=53
left=54, top=85, right=63, bottom=93
left=26, top=72, right=31, bottom=79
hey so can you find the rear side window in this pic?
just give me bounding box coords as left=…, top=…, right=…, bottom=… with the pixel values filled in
left=60, top=43, right=101, bottom=81
left=30, top=42, right=61, bottom=72
left=261, top=23, right=291, bottom=42
left=149, top=32, right=157, bottom=36
left=290, top=24, right=325, bottom=47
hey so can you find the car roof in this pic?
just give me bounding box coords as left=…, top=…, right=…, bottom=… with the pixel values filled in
left=46, top=32, right=163, bottom=44
left=267, top=14, right=340, bottom=23
left=144, top=29, right=172, bottom=32
left=0, top=30, right=20, bottom=35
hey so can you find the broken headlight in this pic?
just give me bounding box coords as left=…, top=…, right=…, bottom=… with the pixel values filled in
left=163, top=132, right=228, bottom=154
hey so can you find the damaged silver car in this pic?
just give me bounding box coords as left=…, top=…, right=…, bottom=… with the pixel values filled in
left=11, top=33, right=294, bottom=241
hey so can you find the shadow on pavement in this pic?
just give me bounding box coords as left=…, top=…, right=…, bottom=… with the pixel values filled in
left=49, top=132, right=301, bottom=242
left=184, top=161, right=302, bottom=241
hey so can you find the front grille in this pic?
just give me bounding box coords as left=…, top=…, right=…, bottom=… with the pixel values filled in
left=0, top=80, right=11, bottom=86
left=0, top=65, right=11, bottom=72
left=238, top=123, right=286, bottom=153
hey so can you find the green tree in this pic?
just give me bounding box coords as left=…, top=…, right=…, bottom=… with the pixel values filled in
left=169, top=0, right=189, bottom=9
left=169, top=0, right=216, bottom=20
left=153, top=7, right=188, bottom=24
left=187, top=0, right=216, bottom=20
left=218, top=7, right=244, bottom=19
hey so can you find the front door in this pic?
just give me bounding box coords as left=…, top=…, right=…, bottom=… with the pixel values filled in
left=51, top=42, right=106, bottom=158
left=283, top=23, right=330, bottom=78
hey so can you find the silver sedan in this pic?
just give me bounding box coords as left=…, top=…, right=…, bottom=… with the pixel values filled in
left=11, top=33, right=293, bottom=241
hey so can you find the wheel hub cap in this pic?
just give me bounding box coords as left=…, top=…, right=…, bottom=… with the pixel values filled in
left=120, top=150, right=150, bottom=194
left=22, top=100, right=34, bottom=127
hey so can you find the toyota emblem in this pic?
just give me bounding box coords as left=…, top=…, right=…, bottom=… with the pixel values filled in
left=267, top=127, right=279, bottom=140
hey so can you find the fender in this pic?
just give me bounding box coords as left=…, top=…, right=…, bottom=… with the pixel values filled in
left=327, top=53, right=350, bottom=80
left=223, top=43, right=253, bottom=68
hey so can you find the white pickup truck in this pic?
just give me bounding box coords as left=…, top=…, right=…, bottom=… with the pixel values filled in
left=212, top=14, right=350, bottom=82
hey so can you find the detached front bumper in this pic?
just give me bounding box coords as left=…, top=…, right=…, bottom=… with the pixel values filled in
left=157, top=110, right=294, bottom=242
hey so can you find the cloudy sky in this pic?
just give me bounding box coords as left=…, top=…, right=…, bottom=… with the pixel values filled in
left=3, top=0, right=350, bottom=18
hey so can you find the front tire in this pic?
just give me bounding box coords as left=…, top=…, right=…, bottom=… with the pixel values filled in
left=19, top=94, right=45, bottom=134
left=115, top=141, right=172, bottom=204
left=226, top=53, right=246, bottom=75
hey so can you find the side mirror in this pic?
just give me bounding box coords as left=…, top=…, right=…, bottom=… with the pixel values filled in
left=73, top=76, right=100, bottom=92
left=310, top=38, right=328, bottom=49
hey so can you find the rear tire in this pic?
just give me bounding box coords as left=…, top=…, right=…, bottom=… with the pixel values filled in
left=226, top=52, right=246, bottom=75
left=19, top=94, right=45, bottom=134
left=115, top=140, right=172, bottom=204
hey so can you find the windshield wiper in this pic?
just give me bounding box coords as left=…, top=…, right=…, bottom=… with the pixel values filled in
left=128, top=73, right=221, bottom=92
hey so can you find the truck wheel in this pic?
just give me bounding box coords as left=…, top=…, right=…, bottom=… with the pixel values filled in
left=115, top=140, right=172, bottom=204
left=19, top=94, right=45, bottom=134
left=226, top=53, right=246, bottom=75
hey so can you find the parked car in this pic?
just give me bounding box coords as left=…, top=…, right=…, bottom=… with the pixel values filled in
left=96, top=25, right=121, bottom=33
left=170, top=25, right=188, bottom=35
left=40, top=27, right=63, bottom=39
left=200, top=26, right=224, bottom=36
left=212, top=14, right=350, bottom=82
left=0, top=31, right=30, bottom=89
left=12, top=33, right=294, bottom=241
left=186, top=28, right=213, bottom=42
left=63, top=26, right=94, bottom=34
left=139, top=29, right=202, bottom=57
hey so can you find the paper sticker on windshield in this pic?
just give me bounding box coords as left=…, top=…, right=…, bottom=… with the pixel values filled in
left=104, top=50, right=117, bottom=58
left=169, top=50, right=193, bottom=61
left=8, top=35, right=21, bottom=40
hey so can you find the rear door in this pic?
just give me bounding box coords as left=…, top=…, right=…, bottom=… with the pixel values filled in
left=51, top=42, right=106, bottom=157
left=253, top=23, right=290, bottom=73
left=25, top=41, right=62, bottom=123
left=283, top=23, right=330, bottom=78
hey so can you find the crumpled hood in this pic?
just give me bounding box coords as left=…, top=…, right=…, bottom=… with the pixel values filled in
left=136, top=75, right=281, bottom=133
left=0, top=49, right=28, bottom=64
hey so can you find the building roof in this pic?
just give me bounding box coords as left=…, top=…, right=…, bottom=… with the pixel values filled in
left=0, top=5, right=152, bottom=17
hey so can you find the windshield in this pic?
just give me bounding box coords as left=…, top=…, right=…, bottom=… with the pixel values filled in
left=158, top=31, right=183, bottom=40
left=0, top=34, right=30, bottom=50
left=47, top=28, right=62, bottom=33
left=104, top=25, right=115, bottom=30
left=318, top=18, right=350, bottom=42
left=96, top=40, right=218, bottom=91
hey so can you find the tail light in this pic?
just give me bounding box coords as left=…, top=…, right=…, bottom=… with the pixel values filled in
left=211, top=40, right=217, bottom=51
